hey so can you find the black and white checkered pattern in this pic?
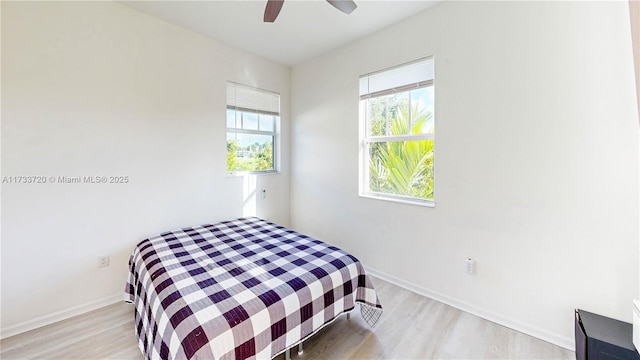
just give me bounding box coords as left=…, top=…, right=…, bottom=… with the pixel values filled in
left=125, top=217, right=383, bottom=360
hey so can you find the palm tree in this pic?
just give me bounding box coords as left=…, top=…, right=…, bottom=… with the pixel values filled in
left=369, top=102, right=434, bottom=200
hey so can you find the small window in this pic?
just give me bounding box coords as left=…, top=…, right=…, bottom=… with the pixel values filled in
left=359, top=58, right=435, bottom=205
left=226, top=82, right=279, bottom=174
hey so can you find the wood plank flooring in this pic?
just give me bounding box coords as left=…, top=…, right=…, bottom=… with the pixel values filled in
left=1, top=277, right=574, bottom=359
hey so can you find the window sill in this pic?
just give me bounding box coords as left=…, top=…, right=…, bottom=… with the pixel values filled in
left=227, top=170, right=280, bottom=177
left=359, top=193, right=435, bottom=208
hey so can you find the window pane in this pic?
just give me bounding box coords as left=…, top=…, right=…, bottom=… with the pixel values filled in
left=410, top=87, right=434, bottom=134
left=368, top=140, right=434, bottom=200
left=366, top=92, right=411, bottom=136
left=386, top=92, right=409, bottom=135
left=227, top=132, right=274, bottom=172
left=242, top=112, right=259, bottom=130
left=259, top=115, right=275, bottom=132
left=227, top=109, right=238, bottom=128
left=367, top=97, right=387, bottom=136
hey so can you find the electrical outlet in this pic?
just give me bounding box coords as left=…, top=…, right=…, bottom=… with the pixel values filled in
left=465, top=258, right=475, bottom=274
left=261, top=189, right=267, bottom=199
left=98, top=255, right=110, bottom=268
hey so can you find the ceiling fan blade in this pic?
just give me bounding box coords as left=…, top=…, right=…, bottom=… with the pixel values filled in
left=264, top=0, right=285, bottom=22
left=326, top=0, right=357, bottom=15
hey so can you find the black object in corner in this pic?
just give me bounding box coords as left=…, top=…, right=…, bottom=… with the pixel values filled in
left=575, top=309, right=640, bottom=360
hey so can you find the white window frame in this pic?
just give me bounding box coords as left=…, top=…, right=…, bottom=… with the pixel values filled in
left=226, top=82, right=280, bottom=176
left=358, top=57, right=435, bottom=207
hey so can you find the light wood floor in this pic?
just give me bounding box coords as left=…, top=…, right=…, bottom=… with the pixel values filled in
left=1, top=277, right=574, bottom=359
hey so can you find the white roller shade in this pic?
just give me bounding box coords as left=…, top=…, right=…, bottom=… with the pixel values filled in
left=359, top=57, right=434, bottom=99
left=227, top=82, right=280, bottom=116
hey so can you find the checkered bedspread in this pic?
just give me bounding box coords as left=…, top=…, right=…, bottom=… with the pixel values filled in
left=125, top=217, right=382, bottom=360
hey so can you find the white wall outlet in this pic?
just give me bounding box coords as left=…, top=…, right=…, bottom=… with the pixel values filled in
left=465, top=258, right=475, bottom=274
left=261, top=189, right=267, bottom=199
left=98, top=255, right=110, bottom=268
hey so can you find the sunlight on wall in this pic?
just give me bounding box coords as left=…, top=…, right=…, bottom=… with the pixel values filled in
left=243, top=174, right=257, bottom=217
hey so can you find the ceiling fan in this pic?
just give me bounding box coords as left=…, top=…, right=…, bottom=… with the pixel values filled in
left=264, top=0, right=357, bottom=23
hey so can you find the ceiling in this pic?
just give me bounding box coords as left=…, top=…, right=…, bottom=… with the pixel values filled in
left=120, top=0, right=439, bottom=66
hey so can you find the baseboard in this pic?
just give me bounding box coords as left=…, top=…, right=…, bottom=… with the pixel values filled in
left=365, top=266, right=574, bottom=351
left=0, top=293, right=123, bottom=340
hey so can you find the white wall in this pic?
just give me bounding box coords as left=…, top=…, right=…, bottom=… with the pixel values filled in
left=1, top=1, right=290, bottom=336
left=631, top=0, right=640, bottom=122
left=290, top=1, right=639, bottom=348
left=633, top=0, right=640, bottom=327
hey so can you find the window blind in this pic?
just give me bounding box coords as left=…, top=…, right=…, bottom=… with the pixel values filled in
left=227, top=82, right=280, bottom=116
left=359, top=57, right=434, bottom=100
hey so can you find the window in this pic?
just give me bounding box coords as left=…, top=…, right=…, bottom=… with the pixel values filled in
left=359, top=58, right=435, bottom=205
left=226, top=82, right=279, bottom=174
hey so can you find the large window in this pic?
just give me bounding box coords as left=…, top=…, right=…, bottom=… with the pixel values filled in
left=226, top=82, right=279, bottom=174
left=359, top=58, right=435, bottom=205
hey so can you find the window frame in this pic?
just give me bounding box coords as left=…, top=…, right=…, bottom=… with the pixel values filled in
left=358, top=58, right=435, bottom=207
left=226, top=82, right=280, bottom=176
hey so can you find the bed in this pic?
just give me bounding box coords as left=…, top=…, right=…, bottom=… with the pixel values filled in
left=125, top=217, right=383, bottom=359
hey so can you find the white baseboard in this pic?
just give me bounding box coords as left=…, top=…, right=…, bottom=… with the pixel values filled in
left=0, top=293, right=123, bottom=340
left=364, top=266, right=574, bottom=351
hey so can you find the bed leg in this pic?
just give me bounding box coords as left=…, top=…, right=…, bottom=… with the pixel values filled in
left=285, top=348, right=291, bottom=360
left=347, top=312, right=351, bottom=320
left=298, top=343, right=304, bottom=355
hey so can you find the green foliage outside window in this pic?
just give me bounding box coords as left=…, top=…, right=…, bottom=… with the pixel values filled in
left=227, top=140, right=273, bottom=172
left=367, top=94, right=434, bottom=200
